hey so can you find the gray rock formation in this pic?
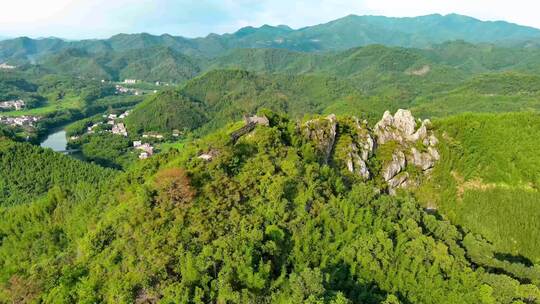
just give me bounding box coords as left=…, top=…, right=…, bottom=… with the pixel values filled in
left=300, top=109, right=440, bottom=195
left=355, top=118, right=375, bottom=161
left=388, top=172, right=410, bottom=195
left=302, top=114, right=338, bottom=163
left=346, top=143, right=371, bottom=180
left=374, top=109, right=440, bottom=194
left=382, top=151, right=407, bottom=181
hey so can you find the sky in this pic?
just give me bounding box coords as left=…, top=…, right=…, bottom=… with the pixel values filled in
left=1, top=0, right=540, bottom=39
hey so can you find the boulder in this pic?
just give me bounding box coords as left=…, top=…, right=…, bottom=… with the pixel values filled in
left=382, top=151, right=406, bottom=181
left=409, top=148, right=436, bottom=171
left=393, top=109, right=416, bottom=136
left=388, top=172, right=410, bottom=195
left=355, top=118, right=375, bottom=161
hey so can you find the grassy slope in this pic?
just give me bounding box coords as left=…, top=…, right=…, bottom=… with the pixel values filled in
left=415, top=112, right=540, bottom=262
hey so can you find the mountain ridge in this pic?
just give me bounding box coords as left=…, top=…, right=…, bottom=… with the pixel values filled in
left=2, top=13, right=540, bottom=64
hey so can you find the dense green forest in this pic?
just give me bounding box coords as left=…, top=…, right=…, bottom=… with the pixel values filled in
left=0, top=140, right=116, bottom=206
left=1, top=113, right=540, bottom=303
left=416, top=112, right=540, bottom=263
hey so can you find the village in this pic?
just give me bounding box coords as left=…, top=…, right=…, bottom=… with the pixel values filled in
left=112, top=79, right=168, bottom=96
left=75, top=110, right=165, bottom=160
left=0, top=99, right=25, bottom=111
left=0, top=115, right=40, bottom=127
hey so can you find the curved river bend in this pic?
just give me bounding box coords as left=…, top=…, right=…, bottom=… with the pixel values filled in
left=40, top=129, right=68, bottom=152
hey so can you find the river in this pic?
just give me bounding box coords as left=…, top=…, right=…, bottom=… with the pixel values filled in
left=40, top=129, right=68, bottom=152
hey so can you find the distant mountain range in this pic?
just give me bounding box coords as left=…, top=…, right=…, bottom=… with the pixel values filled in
left=1, top=13, right=540, bottom=64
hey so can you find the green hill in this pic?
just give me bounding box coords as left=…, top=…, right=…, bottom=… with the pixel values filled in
left=39, top=46, right=201, bottom=82
left=126, top=64, right=540, bottom=136
left=125, top=89, right=208, bottom=134
left=126, top=70, right=369, bottom=134
left=0, top=139, right=116, bottom=206
left=1, top=113, right=539, bottom=303
left=411, top=72, right=540, bottom=117
left=416, top=112, right=540, bottom=264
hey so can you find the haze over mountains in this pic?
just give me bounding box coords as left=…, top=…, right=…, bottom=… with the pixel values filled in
left=2, top=13, right=540, bottom=64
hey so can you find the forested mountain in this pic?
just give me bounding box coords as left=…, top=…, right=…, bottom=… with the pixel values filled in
left=2, top=13, right=540, bottom=65
left=39, top=46, right=201, bottom=82
left=125, top=70, right=365, bottom=134
left=1, top=112, right=540, bottom=303
left=125, top=64, right=540, bottom=137
left=6, top=39, right=540, bottom=87
left=418, top=112, right=540, bottom=263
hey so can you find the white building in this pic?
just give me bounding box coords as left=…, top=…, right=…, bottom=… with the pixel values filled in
left=139, top=152, right=149, bottom=160
left=112, top=123, right=128, bottom=137
left=0, top=63, right=16, bottom=70
left=0, top=99, right=25, bottom=111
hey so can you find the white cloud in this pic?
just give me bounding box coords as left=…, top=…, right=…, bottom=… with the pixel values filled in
left=0, top=0, right=539, bottom=39
left=360, top=0, right=540, bottom=28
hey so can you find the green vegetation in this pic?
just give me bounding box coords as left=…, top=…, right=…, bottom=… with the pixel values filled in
left=0, top=139, right=116, bottom=206
left=416, top=112, right=540, bottom=264
left=1, top=115, right=539, bottom=303
left=2, top=13, right=540, bottom=303
left=126, top=90, right=207, bottom=134
left=127, top=70, right=371, bottom=135
left=78, top=133, right=138, bottom=169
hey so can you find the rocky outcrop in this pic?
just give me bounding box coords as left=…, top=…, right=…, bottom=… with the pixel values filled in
left=302, top=114, right=338, bottom=163
left=375, top=109, right=440, bottom=194
left=382, top=151, right=407, bottom=181
left=300, top=109, right=440, bottom=194
left=343, top=119, right=375, bottom=179
left=375, top=109, right=433, bottom=144
left=231, top=115, right=271, bottom=143
left=388, top=172, right=410, bottom=195
left=346, top=143, right=371, bottom=180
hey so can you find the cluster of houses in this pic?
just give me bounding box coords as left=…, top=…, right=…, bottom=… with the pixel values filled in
left=142, top=132, right=164, bottom=139
left=86, top=111, right=131, bottom=136
left=79, top=110, right=162, bottom=160
left=133, top=141, right=154, bottom=159
left=0, top=63, right=16, bottom=70
left=115, top=85, right=143, bottom=96
left=0, top=115, right=40, bottom=127
left=0, top=99, right=25, bottom=111
left=154, top=81, right=171, bottom=87
left=106, top=112, right=130, bottom=136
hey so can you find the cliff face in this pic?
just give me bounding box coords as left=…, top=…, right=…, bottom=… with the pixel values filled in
left=301, top=109, right=440, bottom=194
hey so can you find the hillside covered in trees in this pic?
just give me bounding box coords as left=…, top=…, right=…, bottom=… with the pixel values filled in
left=1, top=111, right=540, bottom=303
left=2, top=11, right=540, bottom=304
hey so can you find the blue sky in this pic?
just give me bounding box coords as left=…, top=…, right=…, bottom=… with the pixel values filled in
left=1, top=0, right=539, bottom=39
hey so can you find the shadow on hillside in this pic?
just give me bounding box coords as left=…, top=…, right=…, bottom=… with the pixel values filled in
left=494, top=252, right=534, bottom=267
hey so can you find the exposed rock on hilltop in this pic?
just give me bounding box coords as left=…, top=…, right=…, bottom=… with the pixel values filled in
left=300, top=110, right=439, bottom=194
left=302, top=114, right=338, bottom=163
left=374, top=109, right=440, bottom=193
